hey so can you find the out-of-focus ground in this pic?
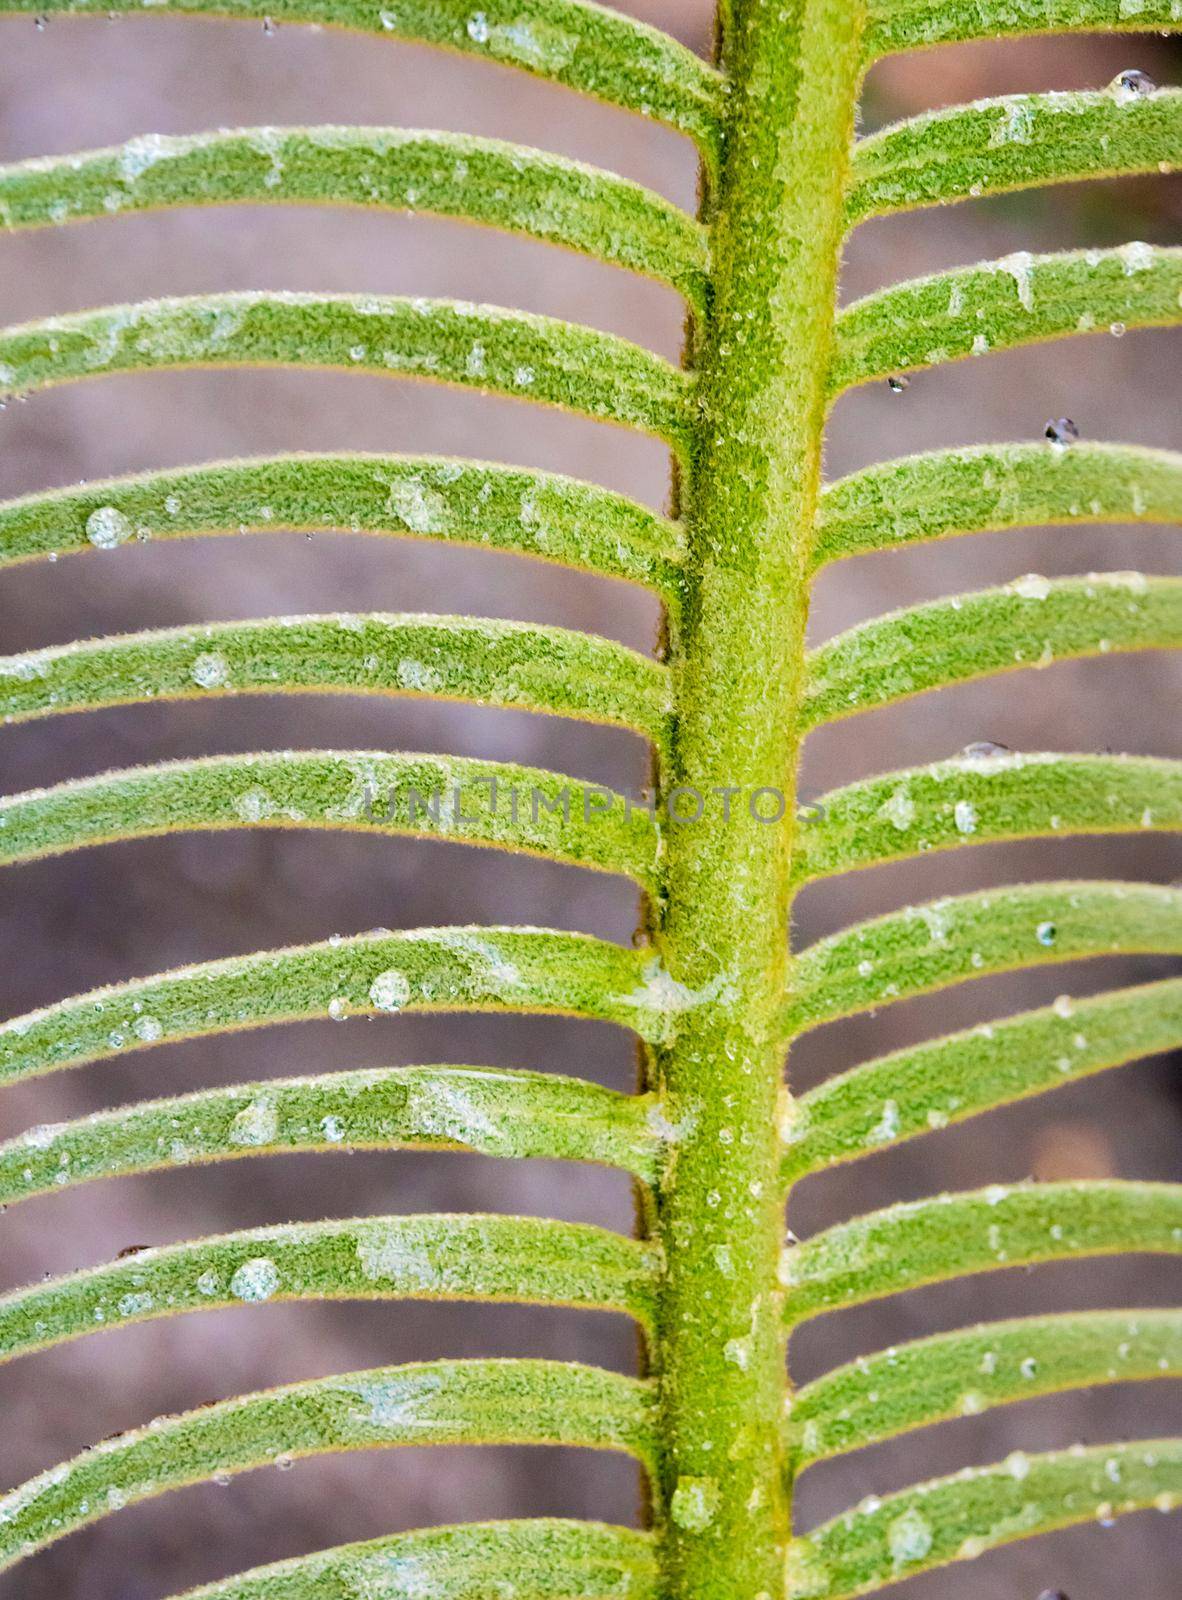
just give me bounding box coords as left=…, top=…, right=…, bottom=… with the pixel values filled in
left=0, top=3, right=1179, bottom=1595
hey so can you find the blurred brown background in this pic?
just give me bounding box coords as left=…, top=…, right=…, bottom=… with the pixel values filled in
left=0, top=4, right=1179, bottom=1595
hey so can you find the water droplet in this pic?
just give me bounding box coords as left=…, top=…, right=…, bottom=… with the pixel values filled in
left=85, top=506, right=133, bottom=549
left=962, top=740, right=1009, bottom=760
left=887, top=1507, right=933, bottom=1566
left=370, top=969, right=411, bottom=1013
left=1045, top=417, right=1080, bottom=449
left=670, top=1476, right=720, bottom=1532
left=1012, top=572, right=1052, bottom=601
left=1111, top=68, right=1156, bottom=103
left=190, top=651, right=229, bottom=689
left=1036, top=921, right=1057, bottom=947
left=886, top=375, right=910, bottom=393
left=229, top=1257, right=281, bottom=1302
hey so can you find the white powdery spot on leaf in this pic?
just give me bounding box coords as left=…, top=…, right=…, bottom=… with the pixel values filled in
left=994, top=250, right=1036, bottom=313
left=355, top=1225, right=439, bottom=1288
left=614, top=957, right=737, bottom=1019
left=118, top=133, right=174, bottom=182
left=953, top=800, right=979, bottom=836
left=866, top=1099, right=901, bottom=1146
left=395, top=659, right=445, bottom=693
left=408, top=1078, right=503, bottom=1152
left=234, top=787, right=278, bottom=823
left=346, top=1372, right=442, bottom=1431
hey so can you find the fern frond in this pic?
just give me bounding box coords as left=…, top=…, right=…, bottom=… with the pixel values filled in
left=783, top=1181, right=1182, bottom=1322
left=162, top=1521, right=659, bottom=1600
left=4, top=3, right=1180, bottom=1594
left=831, top=246, right=1182, bottom=395
left=847, top=88, right=1182, bottom=225
left=0, top=1215, right=660, bottom=1363
left=0, top=614, right=671, bottom=745
left=803, top=573, right=1182, bottom=726
left=0, top=294, right=692, bottom=449
left=0, top=1067, right=662, bottom=1206
left=815, top=441, right=1182, bottom=567
left=0, top=927, right=675, bottom=1089
left=0, top=0, right=723, bottom=152
left=782, top=978, right=1182, bottom=1180
left=0, top=1360, right=655, bottom=1569
left=0, top=453, right=685, bottom=593
left=791, top=753, right=1182, bottom=883
left=0, top=128, right=709, bottom=309
left=790, top=1309, right=1182, bottom=1465
left=783, top=881, right=1182, bottom=1032
left=790, top=1438, right=1181, bottom=1599
left=0, top=750, right=660, bottom=885
left=865, top=0, right=1182, bottom=61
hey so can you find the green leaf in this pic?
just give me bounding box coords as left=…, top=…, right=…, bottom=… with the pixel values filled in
left=790, top=753, right=1182, bottom=885
left=789, top=1308, right=1182, bottom=1466
left=0, top=1360, right=655, bottom=1569
left=829, top=245, right=1182, bottom=395
left=0, top=0, right=723, bottom=152
left=782, top=978, right=1182, bottom=1181
left=865, top=0, right=1182, bottom=63
left=782, top=881, right=1182, bottom=1034
left=0, top=612, right=671, bottom=747
left=789, top=1438, right=1181, bottom=1599
left=0, top=127, right=709, bottom=310
left=0, top=1066, right=662, bottom=1205
left=847, top=89, right=1182, bottom=226
left=0, top=749, right=660, bottom=887
left=802, top=573, right=1182, bottom=728
left=0, top=452, right=684, bottom=595
left=0, top=1214, right=660, bottom=1363
left=162, top=1521, right=659, bottom=1600
left=0, top=927, right=685, bottom=1089
left=0, top=293, right=692, bottom=449
left=782, top=1180, right=1182, bottom=1323
left=813, top=441, right=1182, bottom=569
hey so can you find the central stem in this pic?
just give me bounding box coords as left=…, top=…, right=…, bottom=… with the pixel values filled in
left=651, top=6, right=866, bottom=1600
